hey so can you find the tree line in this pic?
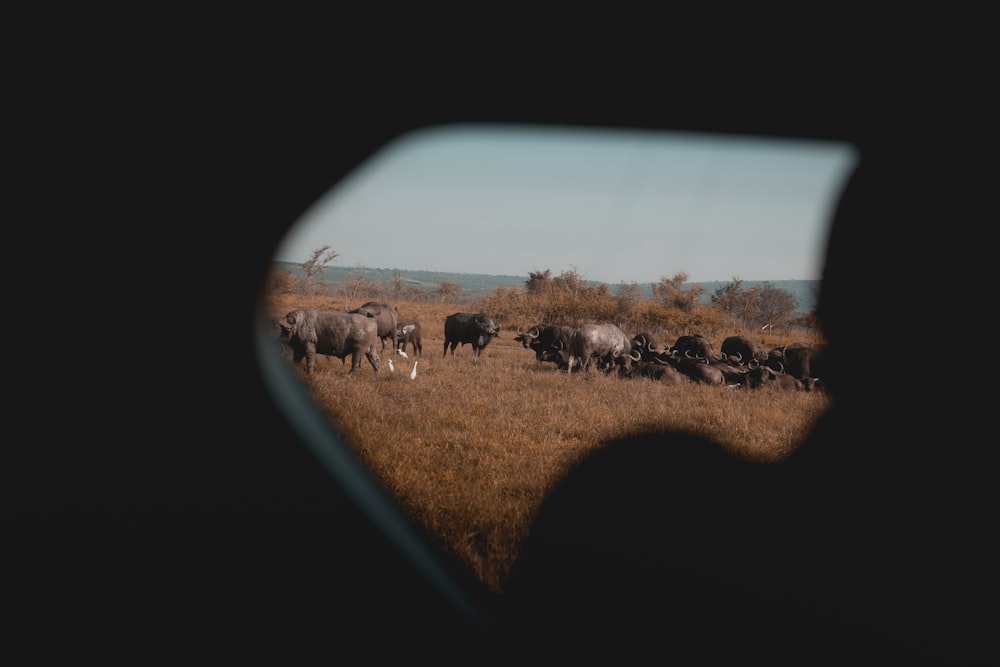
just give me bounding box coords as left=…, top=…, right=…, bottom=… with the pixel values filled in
left=268, top=246, right=819, bottom=338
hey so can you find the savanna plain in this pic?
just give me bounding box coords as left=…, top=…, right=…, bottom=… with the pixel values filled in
left=262, top=294, right=831, bottom=594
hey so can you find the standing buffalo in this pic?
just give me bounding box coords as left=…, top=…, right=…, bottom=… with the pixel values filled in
left=762, top=342, right=825, bottom=382
left=565, top=323, right=632, bottom=374
left=348, top=301, right=399, bottom=354
left=395, top=319, right=423, bottom=357
left=514, top=324, right=576, bottom=370
left=443, top=312, right=500, bottom=357
left=780, top=343, right=825, bottom=382
left=276, top=308, right=381, bottom=375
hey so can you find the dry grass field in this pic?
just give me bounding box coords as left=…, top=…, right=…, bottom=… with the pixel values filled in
left=262, top=294, right=831, bottom=593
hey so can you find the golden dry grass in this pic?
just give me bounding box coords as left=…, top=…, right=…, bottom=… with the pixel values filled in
left=264, top=295, right=831, bottom=593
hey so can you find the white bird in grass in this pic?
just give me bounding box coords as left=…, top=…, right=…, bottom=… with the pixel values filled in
left=409, top=360, right=418, bottom=380
left=397, top=349, right=408, bottom=359
left=388, top=358, right=394, bottom=373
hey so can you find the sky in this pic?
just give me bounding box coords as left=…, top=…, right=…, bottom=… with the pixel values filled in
left=273, top=123, right=859, bottom=285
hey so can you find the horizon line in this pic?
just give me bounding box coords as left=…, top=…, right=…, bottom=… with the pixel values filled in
left=270, top=260, right=819, bottom=286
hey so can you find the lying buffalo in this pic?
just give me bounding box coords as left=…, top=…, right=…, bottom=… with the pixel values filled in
left=514, top=324, right=576, bottom=369
left=670, top=334, right=715, bottom=359
left=277, top=308, right=381, bottom=375
left=630, top=332, right=665, bottom=362
left=744, top=364, right=804, bottom=390
left=720, top=335, right=762, bottom=366
left=443, top=312, right=500, bottom=357
left=614, top=350, right=689, bottom=385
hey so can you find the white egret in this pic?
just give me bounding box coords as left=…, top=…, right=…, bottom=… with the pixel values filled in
left=409, top=360, right=418, bottom=380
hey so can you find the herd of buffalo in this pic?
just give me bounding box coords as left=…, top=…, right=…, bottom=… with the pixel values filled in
left=273, top=301, right=825, bottom=391
left=512, top=323, right=825, bottom=391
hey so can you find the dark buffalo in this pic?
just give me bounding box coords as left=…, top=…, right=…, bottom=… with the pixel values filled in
left=615, top=350, right=689, bottom=385
left=709, top=357, right=750, bottom=385
left=670, top=334, right=715, bottom=359
left=668, top=355, right=725, bottom=385
left=762, top=342, right=807, bottom=370
left=630, top=332, right=665, bottom=361
left=565, top=323, right=631, bottom=374
left=745, top=364, right=805, bottom=390
left=780, top=343, right=825, bottom=382
left=395, top=319, right=423, bottom=357
left=514, top=324, right=576, bottom=369
left=762, top=347, right=785, bottom=371
left=276, top=308, right=380, bottom=375
left=348, top=301, right=399, bottom=354
left=443, top=312, right=500, bottom=357
left=802, top=377, right=826, bottom=393
left=720, top=335, right=762, bottom=366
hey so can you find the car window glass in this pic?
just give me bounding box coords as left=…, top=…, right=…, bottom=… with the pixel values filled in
left=255, top=122, right=858, bottom=597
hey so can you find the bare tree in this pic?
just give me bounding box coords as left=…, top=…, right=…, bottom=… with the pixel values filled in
left=756, top=282, right=798, bottom=331
left=551, top=267, right=588, bottom=298
left=525, top=269, right=553, bottom=294
left=711, top=277, right=758, bottom=328
left=344, top=265, right=368, bottom=301
left=615, top=281, right=643, bottom=316
left=652, top=272, right=704, bottom=313
left=269, top=271, right=298, bottom=294
left=709, top=277, right=795, bottom=329
left=392, top=271, right=404, bottom=298
left=299, top=245, right=339, bottom=295
left=436, top=281, right=462, bottom=303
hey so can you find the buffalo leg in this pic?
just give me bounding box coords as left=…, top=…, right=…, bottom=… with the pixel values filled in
left=347, top=351, right=362, bottom=375
left=365, top=348, right=380, bottom=374
left=305, top=343, right=317, bottom=374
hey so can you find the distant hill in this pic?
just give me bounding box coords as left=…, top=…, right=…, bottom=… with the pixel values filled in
left=270, top=262, right=820, bottom=313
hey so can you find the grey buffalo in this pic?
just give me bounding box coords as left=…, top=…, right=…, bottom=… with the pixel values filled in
left=277, top=308, right=381, bottom=375
left=565, top=323, right=632, bottom=374
left=395, top=319, right=423, bottom=357
left=443, top=312, right=500, bottom=357
left=348, top=301, right=399, bottom=354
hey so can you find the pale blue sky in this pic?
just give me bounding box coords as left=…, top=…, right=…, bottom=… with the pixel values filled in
left=274, top=123, right=859, bottom=284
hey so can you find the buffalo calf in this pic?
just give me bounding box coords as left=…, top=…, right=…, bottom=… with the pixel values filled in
left=396, top=319, right=423, bottom=356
